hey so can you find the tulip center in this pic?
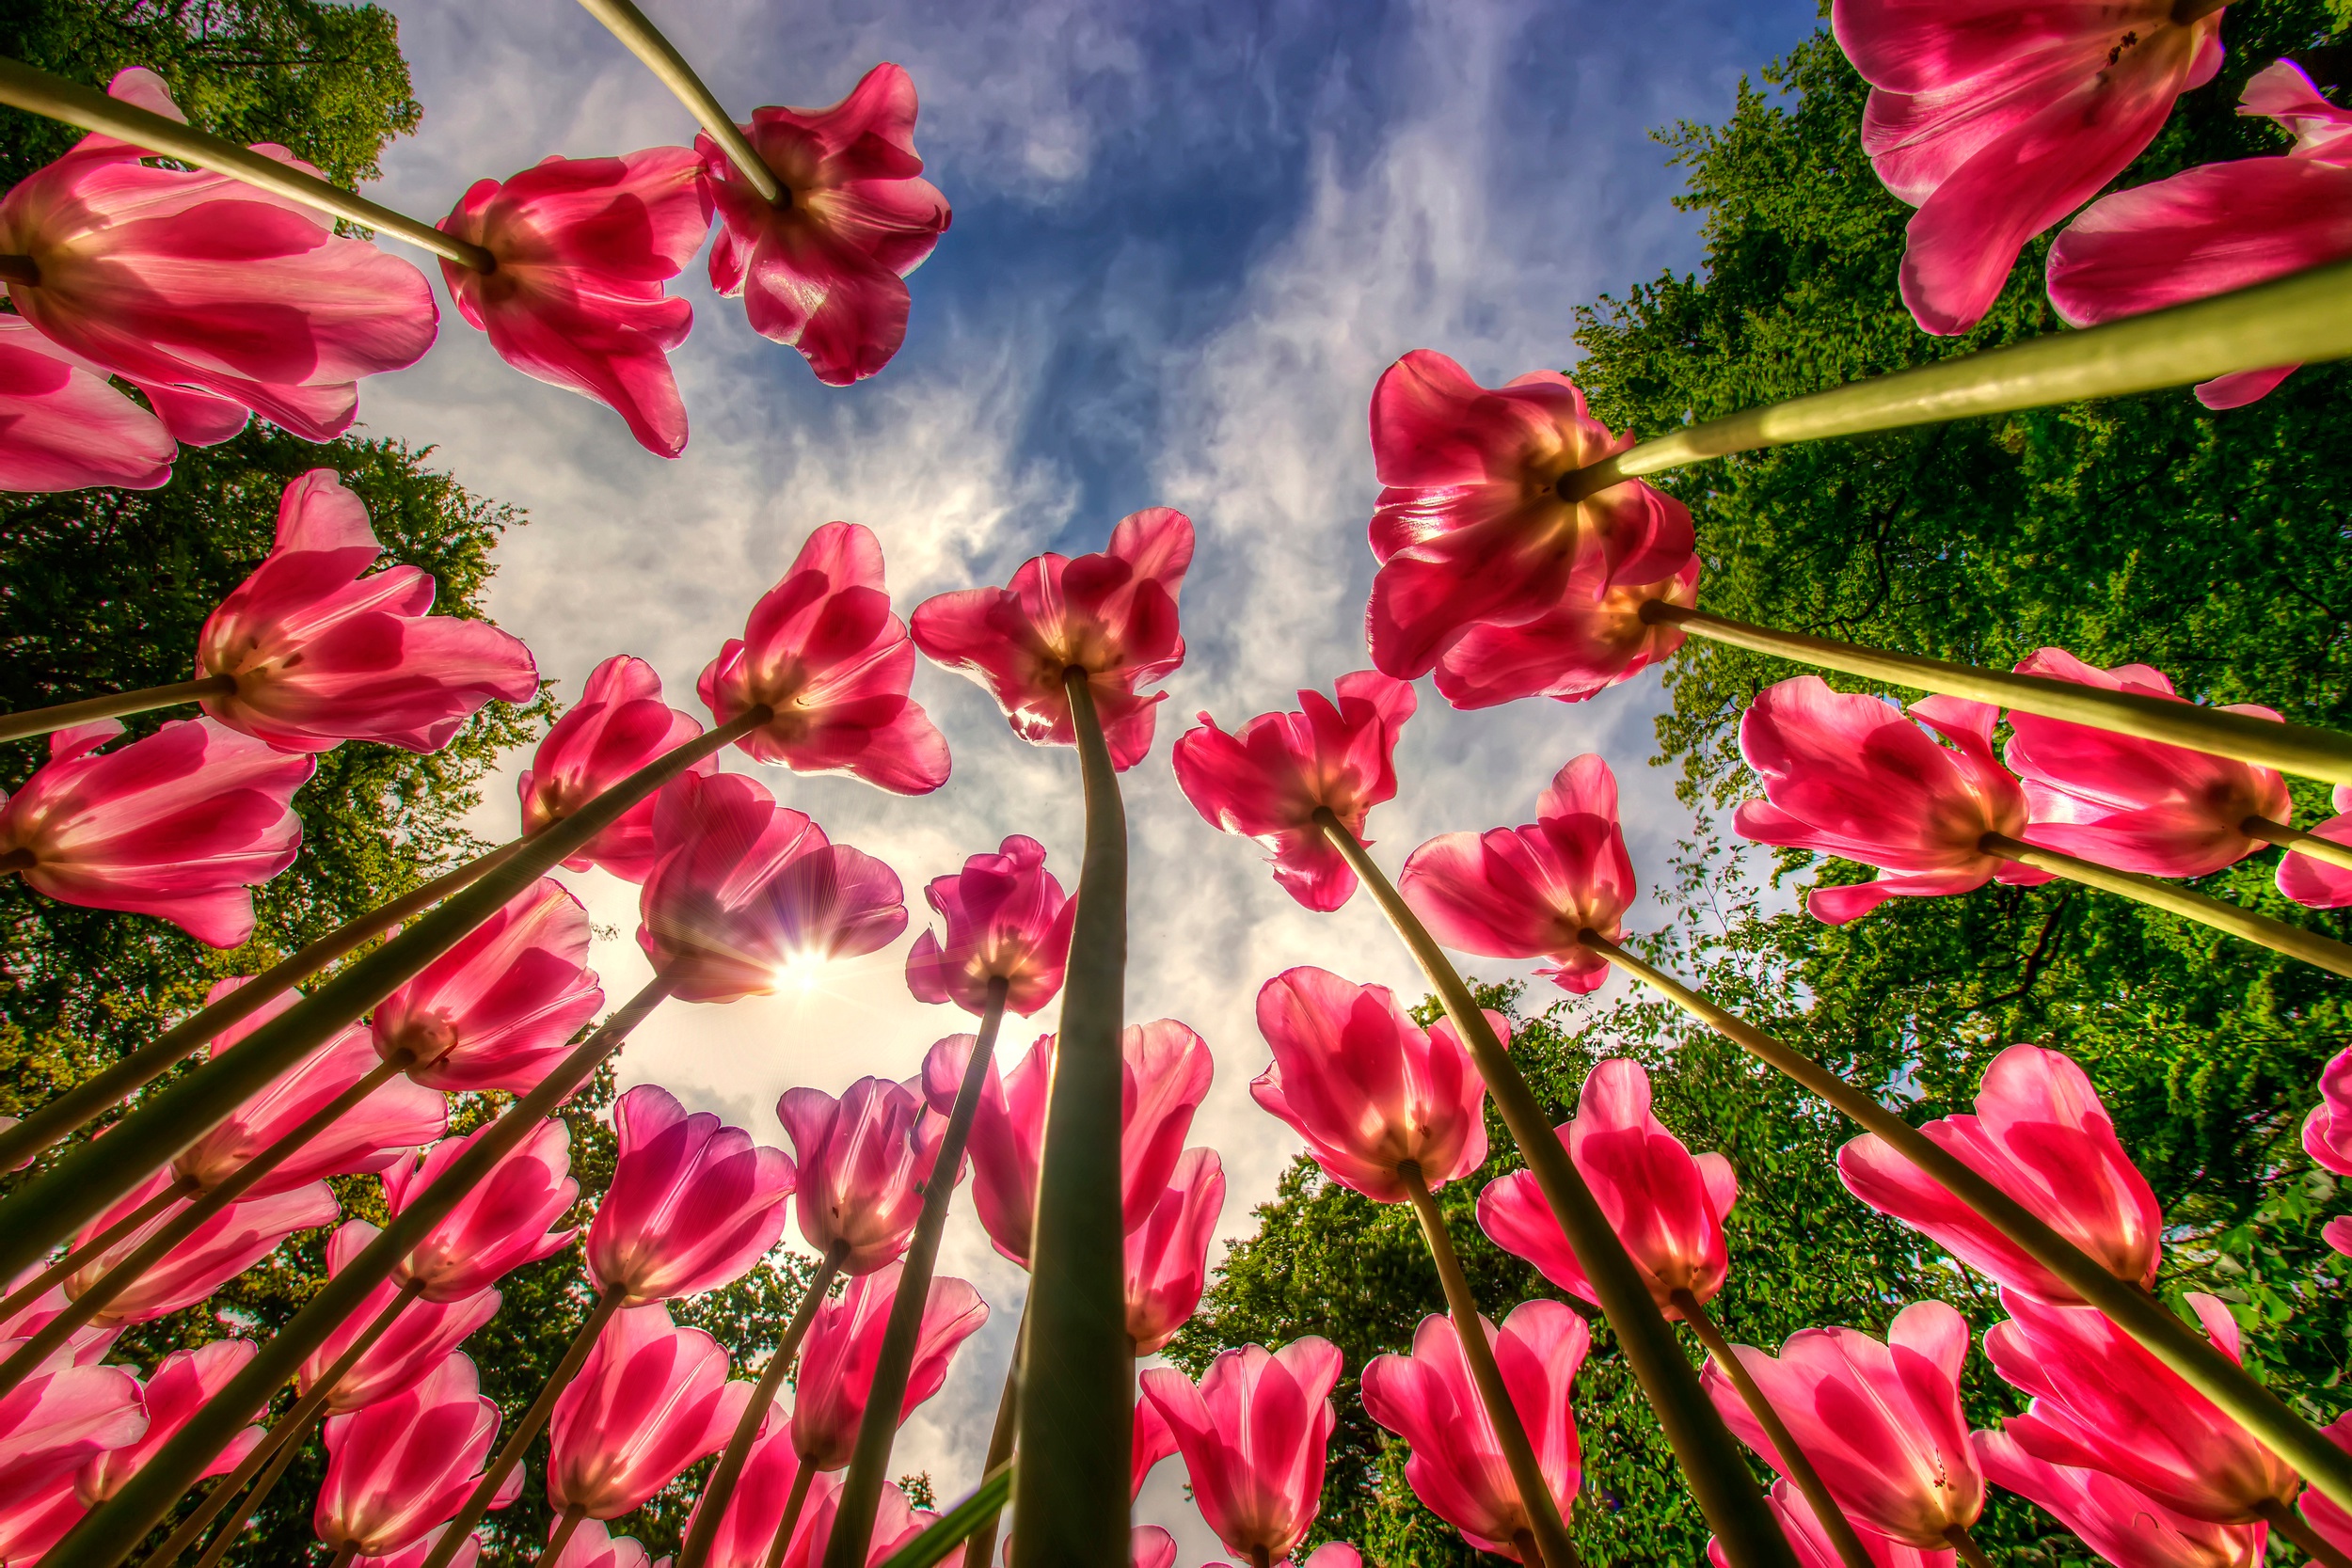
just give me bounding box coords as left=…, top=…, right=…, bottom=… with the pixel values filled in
left=0, top=847, right=33, bottom=875
left=383, top=1014, right=460, bottom=1070
left=0, top=254, right=38, bottom=287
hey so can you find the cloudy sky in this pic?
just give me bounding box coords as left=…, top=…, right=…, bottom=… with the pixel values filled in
left=352, top=0, right=1817, bottom=1556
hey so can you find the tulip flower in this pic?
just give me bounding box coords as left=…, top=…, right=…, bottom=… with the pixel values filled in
left=1134, top=1526, right=1177, bottom=1568
left=778, top=1076, right=936, bottom=1275
left=911, top=507, right=1194, bottom=771
left=1973, top=1428, right=2265, bottom=1568
left=520, top=656, right=714, bottom=882
left=370, top=877, right=604, bottom=1094
left=0, top=1481, right=84, bottom=1567
left=542, top=1517, right=655, bottom=1568
left=382, top=1117, right=578, bottom=1301
left=587, top=1084, right=795, bottom=1304
left=1172, top=671, right=1418, bottom=911
left=1250, top=967, right=1488, bottom=1203
left=1829, top=0, right=2227, bottom=336
left=1126, top=1146, right=1226, bottom=1355
left=682, top=1422, right=805, bottom=1568
left=77, top=1339, right=264, bottom=1503
left=65, top=1176, right=338, bottom=1325
left=2048, top=60, right=2350, bottom=409
left=0, top=1354, right=145, bottom=1501
left=2305, top=1414, right=2352, bottom=1559
left=1982, top=1290, right=2297, bottom=1523
left=548, top=1303, right=752, bottom=1522
left=437, top=148, right=711, bottom=457
left=1361, top=349, right=1694, bottom=680
left=904, top=834, right=1074, bottom=1016
left=1139, top=1338, right=1343, bottom=1568
left=1431, top=555, right=1702, bottom=710
left=1398, top=752, right=1636, bottom=993
left=0, top=68, right=437, bottom=439
left=1732, top=678, right=2052, bottom=924
left=1360, top=1301, right=1589, bottom=1561
left=699, top=63, right=951, bottom=387
left=0, top=716, right=312, bottom=947
left=2000, top=650, right=2294, bottom=878
left=0, top=314, right=176, bottom=491
left=315, top=1353, right=502, bottom=1560
left=699, top=521, right=951, bottom=796
left=2311, top=1049, right=2352, bottom=1179
left=1135, top=1391, right=1177, bottom=1498
left=1709, top=1481, right=1958, bottom=1568
left=194, top=468, right=540, bottom=753
left=787, top=1263, right=986, bottom=1471
left=1705, top=1301, right=1985, bottom=1550
left=2280, top=786, right=2352, bottom=911
left=1479, top=1057, right=1734, bottom=1316
left=301, top=1223, right=501, bottom=1413
left=1838, top=1042, right=2162, bottom=1304
left=771, top=1469, right=958, bottom=1567
left=639, top=771, right=909, bottom=1003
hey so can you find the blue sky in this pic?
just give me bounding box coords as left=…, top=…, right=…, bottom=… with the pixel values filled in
left=356, top=0, right=1818, bottom=1556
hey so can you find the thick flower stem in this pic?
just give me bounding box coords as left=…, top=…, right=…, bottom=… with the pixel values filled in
left=326, top=1544, right=359, bottom=1568
left=1398, top=1163, right=1581, bottom=1568
left=0, top=838, right=523, bottom=1174
left=763, top=1460, right=818, bottom=1568
left=1582, top=930, right=2352, bottom=1517
left=1942, top=1524, right=1994, bottom=1568
left=1314, top=809, right=1795, bottom=1568
left=825, top=979, right=1010, bottom=1568
left=545, top=1503, right=589, bottom=1564
left=570, top=0, right=780, bottom=202
left=1979, top=832, right=2352, bottom=979
left=0, top=55, right=492, bottom=269
left=0, top=1174, right=195, bottom=1325
left=1645, top=603, right=2352, bottom=788
left=0, top=709, right=760, bottom=1290
left=679, top=1243, right=850, bottom=1568
left=0, top=674, right=236, bottom=744
left=1672, top=1290, right=1870, bottom=1568
left=2244, top=816, right=2352, bottom=874
left=2256, top=1497, right=2352, bottom=1568
left=1009, top=673, right=1133, bottom=1568
left=960, top=1307, right=1028, bottom=1568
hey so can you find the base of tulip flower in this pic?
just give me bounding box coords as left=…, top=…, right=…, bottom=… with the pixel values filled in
left=2246, top=816, right=2352, bottom=875
left=1939, top=1524, right=1994, bottom=1568
left=0, top=1172, right=195, bottom=1325
left=2254, top=1497, right=2352, bottom=1568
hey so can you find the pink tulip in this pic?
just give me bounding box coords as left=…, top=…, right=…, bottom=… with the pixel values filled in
left=194, top=468, right=540, bottom=753
left=0, top=1479, right=86, bottom=1564
left=549, top=1302, right=752, bottom=1519
left=1250, top=967, right=1488, bottom=1203
left=2304, top=1413, right=2352, bottom=1559
left=1732, top=678, right=2052, bottom=925
left=1983, top=1289, right=2296, bottom=1523
left=2310, top=1048, right=2352, bottom=1179
left=0, top=1354, right=145, bottom=1502
left=700, top=63, right=950, bottom=387
left=587, top=1084, right=795, bottom=1304
left=682, top=1421, right=803, bottom=1568
left=1398, top=752, right=1636, bottom=993
left=1205, top=1551, right=1361, bottom=1568
left=921, top=1019, right=1212, bottom=1266
left=2280, top=784, right=2352, bottom=911
left=1479, top=1057, right=1734, bottom=1316
left=699, top=521, right=950, bottom=795
left=301, top=1222, right=501, bottom=1413
left=771, top=1469, right=961, bottom=1568
left=520, top=656, right=714, bottom=882
left=778, top=1076, right=937, bottom=1274
left=1360, top=1301, right=1588, bottom=1560
left=2000, top=650, right=2293, bottom=878
left=1171, top=671, right=1418, bottom=912
left=1830, top=0, right=2226, bottom=336
left=78, top=1339, right=263, bottom=1504
left=638, top=771, right=908, bottom=1003
left=356, top=1523, right=485, bottom=1568
left=1974, top=1427, right=2265, bottom=1568
left=0, top=314, right=175, bottom=491
left=2049, top=60, right=2351, bottom=409
left=315, top=1353, right=501, bottom=1558
left=1838, top=1042, right=2161, bottom=1304
left=1708, top=1480, right=1957, bottom=1568
left=1139, top=1338, right=1343, bottom=1567
left=1430, top=555, right=1702, bottom=711
left=0, top=68, right=437, bottom=440
left=65, top=1175, right=338, bottom=1325
left=383, top=1117, right=578, bottom=1301
left=1133, top=1526, right=1177, bottom=1568
left=370, top=877, right=603, bottom=1094
left=904, top=834, right=1074, bottom=1017
left=0, top=716, right=311, bottom=947
left=2328, top=1216, right=2352, bottom=1261
left=1127, top=1146, right=1225, bottom=1355
left=910, top=507, right=1193, bottom=771
left=1361, top=349, right=1694, bottom=680
left=1135, top=1391, right=1177, bottom=1499
left=787, top=1262, right=985, bottom=1471
left=542, top=1518, right=653, bottom=1568
left=438, top=148, right=711, bottom=457
left=1705, top=1301, right=1983, bottom=1548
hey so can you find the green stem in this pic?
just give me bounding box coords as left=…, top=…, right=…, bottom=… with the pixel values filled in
left=825, top=980, right=1009, bottom=1568
left=1009, top=672, right=1132, bottom=1568
left=1314, top=811, right=1793, bottom=1568
left=0, top=674, right=235, bottom=744
left=961, top=1305, right=1027, bottom=1568
left=761, top=1459, right=817, bottom=1568
left=1943, top=1523, right=1995, bottom=1568
left=544, top=1503, right=588, bottom=1565
left=870, top=1464, right=1014, bottom=1568
left=0, top=1174, right=195, bottom=1326
left=2246, top=816, right=2352, bottom=875
left=2257, top=1497, right=2352, bottom=1568
left=570, top=0, right=780, bottom=202
left=186, top=1397, right=316, bottom=1568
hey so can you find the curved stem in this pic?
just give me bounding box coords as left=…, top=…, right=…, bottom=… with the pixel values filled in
left=1673, top=1290, right=1869, bottom=1568
left=1942, top=1522, right=1994, bottom=1568
left=1315, top=811, right=1794, bottom=1568
left=0, top=674, right=235, bottom=744
left=762, top=1460, right=817, bottom=1568
left=1009, top=673, right=1132, bottom=1568
left=543, top=1503, right=588, bottom=1565
left=1398, top=1164, right=1579, bottom=1568
left=0, top=1174, right=194, bottom=1326
left=187, top=1398, right=317, bottom=1568
left=570, top=0, right=779, bottom=201
left=1583, top=931, right=2352, bottom=1518
left=960, top=1303, right=1028, bottom=1568
left=2245, top=816, right=2352, bottom=875
left=2258, top=1497, right=2352, bottom=1568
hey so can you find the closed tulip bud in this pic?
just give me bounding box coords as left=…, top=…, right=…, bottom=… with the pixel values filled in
left=587, top=1084, right=794, bottom=1304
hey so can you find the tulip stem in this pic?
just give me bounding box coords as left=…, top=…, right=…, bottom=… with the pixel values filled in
left=0, top=673, right=237, bottom=744
left=1672, top=1290, right=1871, bottom=1568
left=1941, top=1523, right=1995, bottom=1568
left=545, top=1503, right=589, bottom=1564
left=1979, top=833, right=2352, bottom=979
left=1581, top=930, right=2352, bottom=1518
left=569, top=0, right=780, bottom=202
left=0, top=709, right=760, bottom=1292
left=680, top=1242, right=850, bottom=1568
left=1398, top=1162, right=1581, bottom=1568
left=186, top=1400, right=316, bottom=1568
left=2244, top=816, right=2352, bottom=876
left=1010, top=672, right=1134, bottom=1568
left=0, top=55, right=493, bottom=270
left=1313, top=809, right=1795, bottom=1567
left=2255, top=1497, right=2352, bottom=1568
left=326, top=1544, right=359, bottom=1568
left=961, top=1304, right=1028, bottom=1568
left=825, top=979, right=1010, bottom=1568
left=0, top=1174, right=195, bottom=1326
left=763, top=1459, right=818, bottom=1568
